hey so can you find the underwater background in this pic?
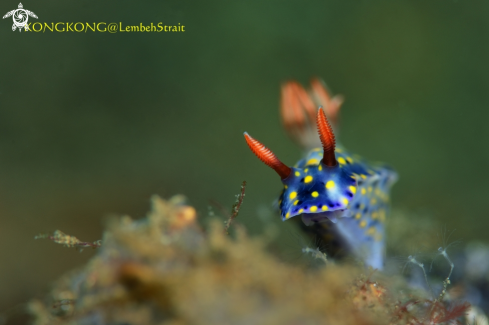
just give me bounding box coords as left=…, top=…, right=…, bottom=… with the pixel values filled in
left=1, top=0, right=489, bottom=319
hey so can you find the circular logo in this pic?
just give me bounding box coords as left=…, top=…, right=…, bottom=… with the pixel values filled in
left=13, top=9, right=27, bottom=26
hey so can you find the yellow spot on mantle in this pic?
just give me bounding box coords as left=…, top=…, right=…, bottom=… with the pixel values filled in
left=367, top=227, right=376, bottom=235
left=346, top=157, right=353, bottom=164
left=295, top=171, right=300, bottom=177
left=338, top=157, right=346, bottom=165
left=310, top=206, right=317, bottom=212
left=285, top=212, right=290, bottom=219
left=361, top=188, right=366, bottom=195
left=304, top=175, right=313, bottom=183
left=349, top=186, right=356, bottom=194
left=294, top=200, right=299, bottom=205
left=298, top=208, right=304, bottom=214
left=311, top=191, right=319, bottom=197
left=284, top=185, right=288, bottom=189
left=360, top=220, right=367, bottom=228
left=304, top=168, right=309, bottom=173
left=379, top=209, right=386, bottom=222
left=322, top=205, right=328, bottom=211
left=289, top=192, right=297, bottom=199
left=342, top=198, right=349, bottom=205
left=326, top=180, right=335, bottom=189
left=355, top=213, right=361, bottom=219
left=318, top=164, right=323, bottom=171
left=307, top=159, right=319, bottom=165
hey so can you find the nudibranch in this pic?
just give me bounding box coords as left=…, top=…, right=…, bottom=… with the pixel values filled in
left=244, top=78, right=397, bottom=269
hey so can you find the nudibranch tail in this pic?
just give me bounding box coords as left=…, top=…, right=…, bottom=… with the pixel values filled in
left=310, top=78, right=343, bottom=128
left=243, top=132, right=292, bottom=179
left=310, top=78, right=332, bottom=107
left=280, top=79, right=344, bottom=150
left=280, top=81, right=317, bottom=132
left=317, top=107, right=337, bottom=167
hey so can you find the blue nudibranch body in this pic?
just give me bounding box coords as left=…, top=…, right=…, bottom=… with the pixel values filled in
left=244, top=78, right=397, bottom=269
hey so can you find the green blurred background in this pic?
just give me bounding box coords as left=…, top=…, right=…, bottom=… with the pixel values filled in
left=1, top=0, right=489, bottom=315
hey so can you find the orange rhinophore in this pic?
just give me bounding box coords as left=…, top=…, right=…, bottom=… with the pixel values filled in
left=243, top=132, right=291, bottom=179
left=316, top=107, right=337, bottom=167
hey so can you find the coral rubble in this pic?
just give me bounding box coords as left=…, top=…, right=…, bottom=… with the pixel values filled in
left=27, top=196, right=476, bottom=325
